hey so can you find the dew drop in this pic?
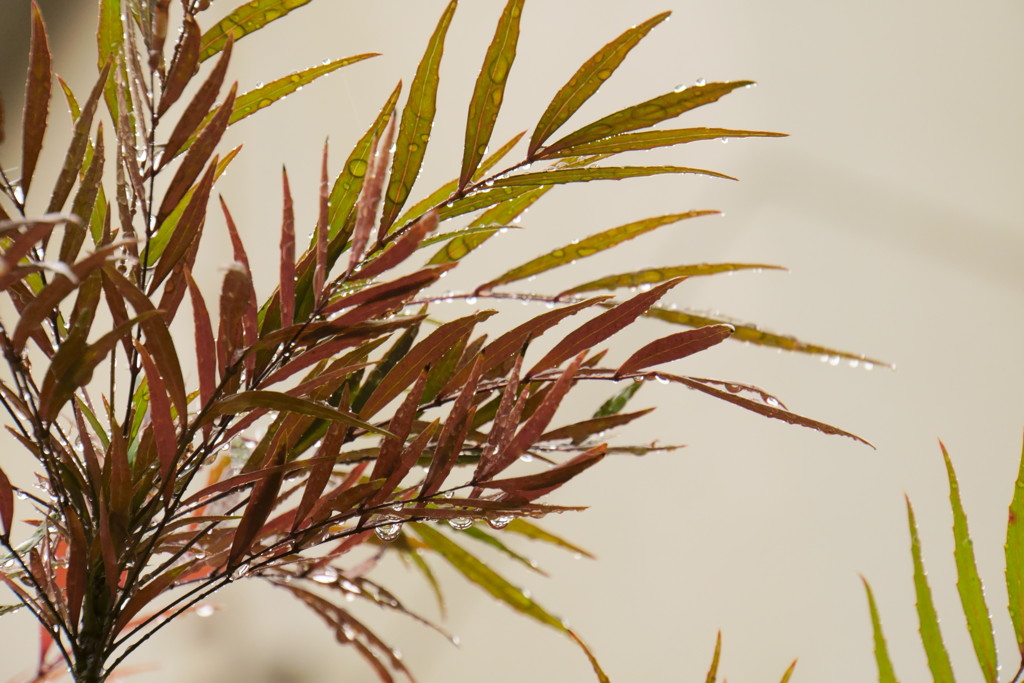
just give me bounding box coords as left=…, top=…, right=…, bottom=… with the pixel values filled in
left=341, top=579, right=362, bottom=594
left=765, top=396, right=780, bottom=407
left=695, top=77, right=707, bottom=86
left=448, top=517, right=473, bottom=531
left=488, top=515, right=513, bottom=530
left=311, top=566, right=339, bottom=584
left=828, top=355, right=841, bottom=366
left=195, top=604, right=215, bottom=618
left=848, top=359, right=860, bottom=368
left=519, top=453, right=534, bottom=462
left=466, top=296, right=478, bottom=305
left=655, top=375, right=669, bottom=385
left=441, top=491, right=455, bottom=499
left=863, top=361, right=874, bottom=371
left=375, top=517, right=402, bottom=542
left=230, top=563, right=250, bottom=580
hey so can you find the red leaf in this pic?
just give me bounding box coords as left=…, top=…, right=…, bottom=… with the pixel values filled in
left=0, top=466, right=13, bottom=540
left=279, top=167, right=296, bottom=328
left=184, top=269, right=216, bottom=414
left=64, top=507, right=87, bottom=626
left=216, top=262, right=250, bottom=382
left=359, top=310, right=495, bottom=419
left=292, top=422, right=348, bottom=530
left=220, top=197, right=259, bottom=381
left=159, top=38, right=232, bottom=166
left=540, top=408, right=655, bottom=444
left=158, top=15, right=201, bottom=116
left=473, top=353, right=525, bottom=483
left=315, top=141, right=329, bottom=304
left=527, top=278, right=686, bottom=377
left=356, top=209, right=438, bottom=281
left=323, top=264, right=454, bottom=317
left=480, top=444, right=606, bottom=503
left=47, top=61, right=110, bottom=214
left=349, top=116, right=395, bottom=273
left=21, top=2, right=52, bottom=199
left=132, top=340, right=178, bottom=488
left=615, top=324, right=733, bottom=377
left=149, top=156, right=218, bottom=292
left=421, top=356, right=485, bottom=498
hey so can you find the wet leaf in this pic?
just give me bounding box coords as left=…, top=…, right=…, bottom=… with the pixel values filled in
left=529, top=278, right=687, bottom=377
left=1006, top=433, right=1024, bottom=651
left=615, top=324, right=734, bottom=377
left=160, top=40, right=232, bottom=166
left=380, top=0, right=457, bottom=232
left=430, top=185, right=549, bottom=263
left=540, top=81, right=754, bottom=158
left=227, top=54, right=378, bottom=127
left=528, top=11, right=669, bottom=158
left=133, top=341, right=178, bottom=486
left=315, top=142, right=330, bottom=304
left=862, top=577, right=900, bottom=682
left=462, top=526, right=547, bottom=575
left=62, top=126, right=106, bottom=264
left=0, top=466, right=13, bottom=540
left=460, top=0, right=524, bottom=189
left=480, top=444, right=606, bottom=503
left=183, top=269, right=216, bottom=413
left=503, top=518, right=594, bottom=559
left=158, top=15, right=200, bottom=116
left=349, top=118, right=395, bottom=273
left=421, top=357, right=484, bottom=498
left=593, top=381, right=642, bottom=417
left=358, top=210, right=439, bottom=282
left=150, top=157, right=218, bottom=291
left=705, top=631, right=722, bottom=683
left=115, top=563, right=192, bottom=634
left=21, top=2, right=52, bottom=200
left=540, top=408, right=654, bottom=444
left=906, top=495, right=954, bottom=683
left=491, top=165, right=735, bottom=187
left=482, top=212, right=715, bottom=291
left=220, top=198, right=260, bottom=379
left=560, top=262, right=784, bottom=297
left=199, top=0, right=312, bottom=62
left=548, top=127, right=786, bottom=158
left=279, top=168, right=296, bottom=327
left=201, top=390, right=392, bottom=437
left=939, top=442, right=997, bottom=681
left=216, top=262, right=252, bottom=383
left=47, top=62, right=110, bottom=214
left=779, top=659, right=798, bottom=683
left=643, top=306, right=891, bottom=367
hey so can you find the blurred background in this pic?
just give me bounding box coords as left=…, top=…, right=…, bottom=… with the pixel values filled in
left=1, top=0, right=1022, bottom=681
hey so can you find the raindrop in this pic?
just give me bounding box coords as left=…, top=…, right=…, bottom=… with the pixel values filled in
left=519, top=453, right=534, bottom=463
left=848, top=359, right=860, bottom=368
left=488, top=515, right=513, bottom=530
left=863, top=362, right=875, bottom=371
left=632, top=376, right=644, bottom=384
left=14, top=491, right=27, bottom=501
left=720, top=137, right=729, bottom=144
left=655, top=375, right=669, bottom=385
left=341, top=579, right=362, bottom=594
left=230, top=563, right=250, bottom=580
left=310, top=566, right=338, bottom=584
left=375, top=517, right=402, bottom=542
left=545, top=302, right=555, bottom=309
left=255, top=81, right=265, bottom=89
left=695, top=78, right=707, bottom=86
left=765, top=396, right=780, bottom=407
left=466, top=296, right=477, bottom=305
left=12, top=184, right=25, bottom=204
left=448, top=517, right=473, bottom=531
left=195, top=604, right=215, bottom=618
left=828, top=355, right=841, bottom=366
left=390, top=502, right=404, bottom=512
left=392, top=648, right=403, bottom=661
left=451, top=635, right=462, bottom=646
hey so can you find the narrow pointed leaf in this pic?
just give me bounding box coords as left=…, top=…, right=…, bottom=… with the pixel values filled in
left=199, top=0, right=312, bottom=62
left=315, top=142, right=329, bottom=303
left=705, top=631, right=722, bottom=683
left=62, top=126, right=106, bottom=263
left=421, top=358, right=484, bottom=498
left=529, top=11, right=670, bottom=157
left=21, top=2, right=52, bottom=199
left=460, top=0, right=524, bottom=189
left=1006, top=433, right=1024, bottom=650
left=0, top=467, right=13, bottom=540
left=279, top=168, right=296, bottom=327
left=862, top=577, right=900, bottom=683
left=158, top=15, right=201, bottom=116
left=616, top=324, right=733, bottom=377
left=200, top=390, right=392, bottom=437
left=132, top=344, right=178, bottom=486
left=462, top=526, right=547, bottom=576
left=779, top=660, right=798, bottom=683
left=184, top=269, right=216, bottom=412
left=357, top=210, right=437, bottom=281
left=481, top=444, right=606, bottom=503
left=483, top=212, right=715, bottom=291
left=594, top=382, right=642, bottom=417
left=47, top=62, right=110, bottom=214
left=380, top=0, right=457, bottom=231
left=160, top=40, right=232, bottom=166
left=349, top=118, right=395, bottom=273
left=430, top=186, right=549, bottom=263
left=540, top=408, right=654, bottom=444
left=906, top=495, right=955, bottom=682
left=491, top=165, right=735, bottom=187
left=503, top=518, right=594, bottom=558
left=540, top=81, right=754, bottom=158
left=560, top=262, right=784, bottom=296
left=643, top=306, right=891, bottom=367
left=529, top=278, right=687, bottom=377
left=548, top=127, right=786, bottom=158
left=227, top=54, right=378, bottom=127
left=939, top=442, right=998, bottom=681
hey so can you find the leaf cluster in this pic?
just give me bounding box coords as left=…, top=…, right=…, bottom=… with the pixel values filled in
left=0, top=1, right=874, bottom=681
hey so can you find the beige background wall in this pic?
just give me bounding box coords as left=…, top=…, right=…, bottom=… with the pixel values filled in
left=1, top=1, right=1023, bottom=681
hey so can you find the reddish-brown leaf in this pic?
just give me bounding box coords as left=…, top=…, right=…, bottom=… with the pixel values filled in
left=481, top=443, right=606, bottom=503
left=132, top=340, right=178, bottom=487
left=322, top=265, right=453, bottom=317
left=527, top=278, right=686, bottom=377
left=615, top=324, right=733, bottom=377
left=149, top=157, right=217, bottom=293
left=200, top=390, right=392, bottom=437
left=473, top=353, right=525, bottom=483
left=97, top=502, right=120, bottom=599
left=217, top=262, right=250, bottom=382
left=356, top=209, right=438, bottom=282
left=359, top=310, right=495, bottom=419
left=421, top=356, right=485, bottom=499
left=21, top=2, right=52, bottom=200
left=315, top=141, right=329, bottom=304
left=184, top=269, right=216, bottom=413
left=540, top=408, right=654, bottom=444
left=64, top=507, right=87, bottom=626
left=47, top=61, right=110, bottom=214
left=227, top=461, right=285, bottom=567
left=159, top=38, right=232, bottom=166
left=279, top=167, right=296, bottom=328
left=292, top=422, right=348, bottom=530
left=0, top=466, right=13, bottom=540
left=61, top=125, right=105, bottom=264
left=158, top=14, right=201, bottom=116
left=220, top=197, right=259, bottom=380
left=350, top=116, right=395, bottom=272
left=369, top=370, right=430, bottom=485
left=115, top=563, right=191, bottom=633
left=157, top=83, right=236, bottom=224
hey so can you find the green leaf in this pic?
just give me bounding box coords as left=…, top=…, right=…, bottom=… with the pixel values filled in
left=560, top=262, right=785, bottom=297
left=96, top=0, right=122, bottom=69
left=540, top=81, right=754, bottom=159
left=778, top=659, right=798, bottom=683
left=201, top=391, right=393, bottom=438
left=643, top=306, right=891, bottom=367
left=227, top=54, right=378, bottom=127
left=1006, top=432, right=1024, bottom=651
left=906, top=495, right=954, bottom=683
left=593, top=382, right=642, bottom=418
left=940, top=442, right=997, bottom=681
left=199, top=0, right=313, bottom=62
left=862, top=576, right=900, bottom=683
left=430, top=186, right=549, bottom=263
left=529, top=11, right=670, bottom=158
left=460, top=0, right=524, bottom=189
left=491, top=165, right=735, bottom=187
left=546, top=127, right=786, bottom=158
left=704, top=631, right=722, bottom=682
left=483, top=212, right=715, bottom=291
left=503, top=519, right=595, bottom=559
left=462, top=526, right=547, bottom=576
left=379, top=0, right=457, bottom=233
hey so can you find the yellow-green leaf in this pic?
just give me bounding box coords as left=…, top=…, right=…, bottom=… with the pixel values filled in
left=547, top=127, right=786, bottom=158
left=429, top=186, right=548, bottom=264
left=380, top=0, right=458, bottom=232
left=560, top=262, right=784, bottom=296
left=540, top=81, right=754, bottom=159
left=199, top=0, right=313, bottom=62
left=482, top=211, right=716, bottom=290
left=704, top=631, right=722, bottom=683
left=907, top=495, right=954, bottom=683
left=778, top=659, right=798, bottom=683
left=1006, top=433, right=1024, bottom=651
left=862, top=577, right=900, bottom=683
left=529, top=11, right=670, bottom=158
left=491, top=165, right=734, bottom=186
left=643, top=306, right=891, bottom=367
left=503, top=518, right=594, bottom=558
left=460, top=0, right=524, bottom=189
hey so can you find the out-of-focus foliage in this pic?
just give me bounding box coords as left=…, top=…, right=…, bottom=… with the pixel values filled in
left=0, top=1, right=874, bottom=681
